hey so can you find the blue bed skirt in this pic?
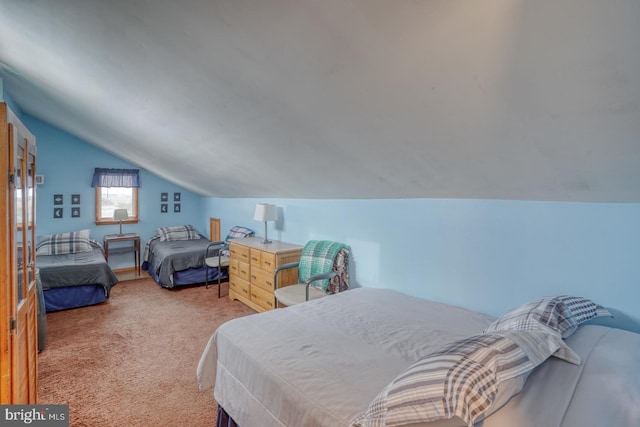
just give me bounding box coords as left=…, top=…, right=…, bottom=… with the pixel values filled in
left=144, top=263, right=226, bottom=288
left=43, top=284, right=108, bottom=312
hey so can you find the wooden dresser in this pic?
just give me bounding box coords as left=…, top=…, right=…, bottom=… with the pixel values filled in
left=228, top=237, right=302, bottom=312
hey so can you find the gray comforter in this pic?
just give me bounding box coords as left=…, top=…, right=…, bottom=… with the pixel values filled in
left=145, top=236, right=212, bottom=287
left=37, top=245, right=119, bottom=295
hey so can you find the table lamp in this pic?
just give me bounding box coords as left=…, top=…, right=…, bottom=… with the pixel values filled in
left=113, top=209, right=129, bottom=236
left=253, top=203, right=277, bottom=244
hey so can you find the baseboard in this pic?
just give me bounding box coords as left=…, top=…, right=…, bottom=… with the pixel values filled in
left=112, top=267, right=138, bottom=274
left=113, top=267, right=148, bottom=281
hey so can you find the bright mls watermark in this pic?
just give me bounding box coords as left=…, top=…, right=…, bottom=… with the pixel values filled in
left=1, top=405, right=69, bottom=426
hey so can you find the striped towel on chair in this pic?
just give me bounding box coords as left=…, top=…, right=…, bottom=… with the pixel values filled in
left=298, top=240, right=348, bottom=292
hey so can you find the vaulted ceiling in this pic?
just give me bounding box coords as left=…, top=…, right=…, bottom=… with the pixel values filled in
left=1, top=0, right=639, bottom=201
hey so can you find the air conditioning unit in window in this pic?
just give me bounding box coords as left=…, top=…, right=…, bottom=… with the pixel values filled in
left=35, top=175, right=44, bottom=185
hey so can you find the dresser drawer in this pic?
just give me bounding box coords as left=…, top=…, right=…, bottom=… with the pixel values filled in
left=229, top=242, right=250, bottom=263
left=250, top=285, right=275, bottom=311
left=250, top=268, right=275, bottom=292
left=237, top=261, right=250, bottom=281
left=230, top=275, right=250, bottom=299
left=228, top=258, right=239, bottom=276
left=260, top=252, right=277, bottom=272
left=249, top=249, right=262, bottom=268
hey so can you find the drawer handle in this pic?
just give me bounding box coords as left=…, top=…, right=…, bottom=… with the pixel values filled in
left=240, top=269, right=247, bottom=274
left=267, top=301, right=273, bottom=307
left=252, top=256, right=258, bottom=261
left=243, top=289, right=248, bottom=294
left=264, top=261, right=271, bottom=266
left=251, top=275, right=257, bottom=280
left=266, top=280, right=273, bottom=287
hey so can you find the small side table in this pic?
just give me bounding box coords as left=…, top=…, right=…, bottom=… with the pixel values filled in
left=104, top=233, right=141, bottom=275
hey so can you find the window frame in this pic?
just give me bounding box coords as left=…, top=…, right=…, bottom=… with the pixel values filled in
left=95, top=186, right=139, bottom=225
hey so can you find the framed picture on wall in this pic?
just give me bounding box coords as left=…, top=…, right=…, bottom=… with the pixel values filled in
left=71, top=194, right=80, bottom=204
left=71, top=207, right=80, bottom=218
left=174, top=192, right=181, bottom=202
left=54, top=208, right=63, bottom=218
left=174, top=203, right=181, bottom=213
left=53, top=194, right=63, bottom=205
left=161, top=204, right=168, bottom=213
left=161, top=192, right=168, bottom=202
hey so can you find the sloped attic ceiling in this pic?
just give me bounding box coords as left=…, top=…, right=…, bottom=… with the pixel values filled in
left=1, top=0, right=639, bottom=201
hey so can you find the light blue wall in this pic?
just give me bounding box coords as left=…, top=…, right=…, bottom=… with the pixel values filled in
left=16, top=107, right=639, bottom=333
left=204, top=197, right=640, bottom=332
left=1, top=80, right=25, bottom=120
left=23, top=115, right=206, bottom=269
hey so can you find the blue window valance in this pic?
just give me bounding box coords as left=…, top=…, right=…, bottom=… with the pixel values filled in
left=91, top=168, right=140, bottom=188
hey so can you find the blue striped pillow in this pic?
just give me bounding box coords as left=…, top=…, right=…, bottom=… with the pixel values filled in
left=484, top=295, right=613, bottom=338
left=36, top=230, right=93, bottom=255
left=157, top=225, right=201, bottom=241
left=353, top=330, right=567, bottom=427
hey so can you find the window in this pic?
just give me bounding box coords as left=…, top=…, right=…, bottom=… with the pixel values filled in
left=92, top=168, right=140, bottom=225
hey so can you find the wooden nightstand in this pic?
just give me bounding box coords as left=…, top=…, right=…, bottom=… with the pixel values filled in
left=103, top=233, right=141, bottom=275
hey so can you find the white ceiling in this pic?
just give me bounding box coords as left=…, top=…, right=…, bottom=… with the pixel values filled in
left=1, top=0, right=639, bottom=201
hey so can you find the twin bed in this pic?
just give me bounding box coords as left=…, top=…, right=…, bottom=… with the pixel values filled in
left=143, top=224, right=254, bottom=289
left=197, top=288, right=640, bottom=427
left=36, top=230, right=119, bottom=312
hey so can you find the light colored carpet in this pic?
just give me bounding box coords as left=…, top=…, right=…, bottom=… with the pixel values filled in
left=38, top=278, right=255, bottom=426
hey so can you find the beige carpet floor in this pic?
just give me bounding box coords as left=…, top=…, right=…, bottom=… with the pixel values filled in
left=38, top=278, right=255, bottom=427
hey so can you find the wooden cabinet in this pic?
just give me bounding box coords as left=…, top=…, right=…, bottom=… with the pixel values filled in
left=1, top=103, right=38, bottom=403
left=228, top=237, right=302, bottom=312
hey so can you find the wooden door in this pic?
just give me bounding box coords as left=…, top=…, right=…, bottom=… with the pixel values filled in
left=0, top=103, right=38, bottom=403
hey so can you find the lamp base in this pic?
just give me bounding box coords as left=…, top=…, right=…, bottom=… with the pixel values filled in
left=262, top=221, right=272, bottom=244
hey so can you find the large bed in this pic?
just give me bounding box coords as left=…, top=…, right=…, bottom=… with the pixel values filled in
left=197, top=288, right=640, bottom=427
left=36, top=230, right=119, bottom=312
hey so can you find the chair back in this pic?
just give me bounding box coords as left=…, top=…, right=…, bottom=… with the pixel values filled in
left=298, top=240, right=350, bottom=293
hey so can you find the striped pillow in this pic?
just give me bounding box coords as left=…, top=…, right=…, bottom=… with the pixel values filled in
left=36, top=229, right=93, bottom=255
left=352, top=330, right=567, bottom=427
left=225, top=226, right=254, bottom=241
left=484, top=295, right=613, bottom=338
left=157, top=225, right=201, bottom=242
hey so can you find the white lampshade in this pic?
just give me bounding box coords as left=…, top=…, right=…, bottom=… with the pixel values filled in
left=113, top=209, right=129, bottom=221
left=254, top=203, right=277, bottom=222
